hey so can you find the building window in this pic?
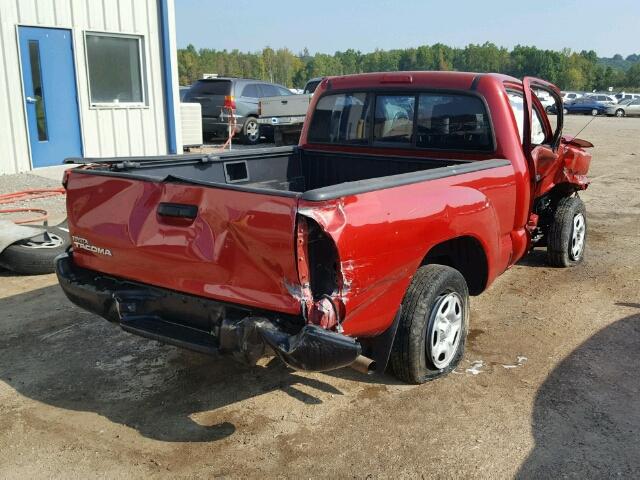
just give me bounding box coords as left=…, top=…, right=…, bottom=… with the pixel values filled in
left=85, top=33, right=145, bottom=106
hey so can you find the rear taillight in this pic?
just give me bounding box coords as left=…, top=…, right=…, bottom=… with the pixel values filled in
left=223, top=95, right=236, bottom=110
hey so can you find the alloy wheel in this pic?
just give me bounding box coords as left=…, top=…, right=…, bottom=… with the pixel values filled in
left=570, top=213, right=586, bottom=260
left=427, top=292, right=463, bottom=369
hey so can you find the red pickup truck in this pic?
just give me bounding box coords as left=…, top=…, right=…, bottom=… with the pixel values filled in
left=56, top=72, right=591, bottom=384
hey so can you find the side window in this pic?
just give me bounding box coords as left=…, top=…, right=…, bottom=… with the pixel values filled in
left=416, top=93, right=492, bottom=150
left=276, top=86, right=292, bottom=96
left=259, top=84, right=280, bottom=97
left=241, top=84, right=259, bottom=98
left=507, top=92, right=546, bottom=145
left=373, top=95, right=415, bottom=144
left=307, top=92, right=371, bottom=144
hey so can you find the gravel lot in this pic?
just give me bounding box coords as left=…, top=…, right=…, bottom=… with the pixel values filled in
left=0, top=116, right=639, bottom=478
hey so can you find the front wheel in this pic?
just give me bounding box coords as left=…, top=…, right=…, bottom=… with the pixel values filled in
left=563, top=107, right=569, bottom=115
left=240, top=117, right=261, bottom=145
left=591, top=109, right=599, bottom=116
left=391, top=264, right=469, bottom=384
left=547, top=196, right=587, bottom=267
left=615, top=109, right=625, bottom=117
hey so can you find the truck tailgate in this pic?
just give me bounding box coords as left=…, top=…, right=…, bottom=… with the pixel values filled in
left=261, top=94, right=311, bottom=118
left=65, top=171, right=302, bottom=315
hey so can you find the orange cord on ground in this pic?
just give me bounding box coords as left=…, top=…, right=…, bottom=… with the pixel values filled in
left=0, top=188, right=66, bottom=224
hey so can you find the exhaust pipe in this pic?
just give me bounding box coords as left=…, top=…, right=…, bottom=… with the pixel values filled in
left=350, top=355, right=377, bottom=374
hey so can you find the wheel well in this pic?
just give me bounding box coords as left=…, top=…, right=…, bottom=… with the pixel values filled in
left=421, top=236, right=488, bottom=295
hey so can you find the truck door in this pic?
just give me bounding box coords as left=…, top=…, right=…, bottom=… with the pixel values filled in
left=522, top=77, right=564, bottom=198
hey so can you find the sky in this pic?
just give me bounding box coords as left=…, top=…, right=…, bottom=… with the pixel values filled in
left=175, top=0, right=640, bottom=58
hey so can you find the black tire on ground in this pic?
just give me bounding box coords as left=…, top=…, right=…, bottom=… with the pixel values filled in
left=547, top=196, right=587, bottom=268
left=591, top=109, right=599, bottom=116
left=240, top=117, right=261, bottom=145
left=390, top=264, right=469, bottom=384
left=0, top=222, right=70, bottom=275
left=616, top=109, right=625, bottom=117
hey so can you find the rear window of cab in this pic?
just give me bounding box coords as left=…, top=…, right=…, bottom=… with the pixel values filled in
left=307, top=91, right=493, bottom=152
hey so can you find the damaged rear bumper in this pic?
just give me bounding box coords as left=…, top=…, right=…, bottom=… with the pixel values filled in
left=54, top=251, right=362, bottom=372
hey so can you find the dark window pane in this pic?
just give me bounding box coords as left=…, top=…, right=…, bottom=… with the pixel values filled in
left=416, top=93, right=492, bottom=151
left=86, top=34, right=143, bottom=103
left=373, top=95, right=415, bottom=144
left=241, top=83, right=259, bottom=97
left=304, top=80, right=321, bottom=94
left=28, top=40, right=48, bottom=141
left=308, top=92, right=370, bottom=144
left=276, top=86, right=292, bottom=96
left=259, top=84, right=279, bottom=97
left=189, top=80, right=231, bottom=96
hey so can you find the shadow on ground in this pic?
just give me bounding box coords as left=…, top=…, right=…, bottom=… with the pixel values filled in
left=517, top=304, right=640, bottom=478
left=0, top=283, right=391, bottom=443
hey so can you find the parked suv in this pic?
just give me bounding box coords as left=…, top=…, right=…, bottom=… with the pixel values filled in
left=183, top=78, right=293, bottom=144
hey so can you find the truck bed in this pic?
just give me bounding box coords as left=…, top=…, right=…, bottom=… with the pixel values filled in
left=63, top=147, right=510, bottom=317
left=69, top=146, right=508, bottom=201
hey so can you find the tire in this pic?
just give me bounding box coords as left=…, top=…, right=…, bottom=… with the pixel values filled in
left=591, top=109, right=599, bottom=116
left=547, top=196, right=587, bottom=267
left=240, top=117, right=260, bottom=145
left=563, top=108, right=569, bottom=115
left=615, top=109, right=625, bottom=117
left=0, top=221, right=70, bottom=275
left=390, top=264, right=469, bottom=384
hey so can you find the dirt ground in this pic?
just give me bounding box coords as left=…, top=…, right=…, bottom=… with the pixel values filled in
left=0, top=115, right=638, bottom=479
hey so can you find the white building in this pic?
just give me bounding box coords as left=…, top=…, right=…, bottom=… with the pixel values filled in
left=0, top=0, right=182, bottom=175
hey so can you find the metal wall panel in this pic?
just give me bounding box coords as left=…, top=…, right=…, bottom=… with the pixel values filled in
left=0, top=0, right=171, bottom=174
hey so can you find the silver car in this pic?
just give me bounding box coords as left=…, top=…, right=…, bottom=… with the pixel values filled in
left=607, top=99, right=640, bottom=117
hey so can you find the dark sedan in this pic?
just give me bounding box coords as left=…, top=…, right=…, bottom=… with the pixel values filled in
left=549, top=97, right=607, bottom=116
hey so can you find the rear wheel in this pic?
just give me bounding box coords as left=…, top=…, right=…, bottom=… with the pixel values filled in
left=391, top=264, right=469, bottom=384
left=547, top=196, right=587, bottom=267
left=240, top=117, right=260, bottom=145
left=591, top=108, right=599, bottom=116
left=563, top=107, right=568, bottom=115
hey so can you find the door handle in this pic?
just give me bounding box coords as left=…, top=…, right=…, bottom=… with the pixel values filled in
left=157, top=203, right=198, bottom=220
left=281, top=100, right=288, bottom=104
left=157, top=202, right=198, bottom=226
left=26, top=96, right=37, bottom=104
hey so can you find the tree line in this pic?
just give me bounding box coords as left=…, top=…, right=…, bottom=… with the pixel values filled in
left=178, top=42, right=640, bottom=92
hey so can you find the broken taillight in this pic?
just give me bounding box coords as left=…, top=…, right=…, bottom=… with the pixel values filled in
left=295, top=214, right=342, bottom=330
